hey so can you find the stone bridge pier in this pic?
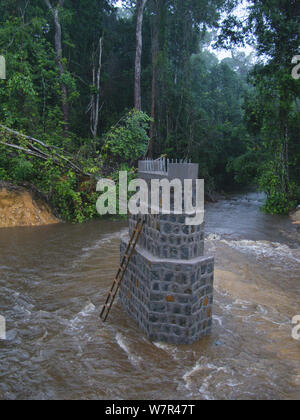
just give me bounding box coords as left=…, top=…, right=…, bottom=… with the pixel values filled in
left=119, top=159, right=214, bottom=344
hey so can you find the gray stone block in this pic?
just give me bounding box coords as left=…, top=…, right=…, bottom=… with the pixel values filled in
left=129, top=214, right=205, bottom=261
left=119, top=238, right=214, bottom=345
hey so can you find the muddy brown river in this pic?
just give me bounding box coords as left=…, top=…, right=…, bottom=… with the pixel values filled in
left=0, top=192, right=299, bottom=400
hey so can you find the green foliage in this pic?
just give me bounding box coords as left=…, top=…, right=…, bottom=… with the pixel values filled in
left=12, top=158, right=35, bottom=182
left=102, top=110, right=151, bottom=164
left=258, top=157, right=300, bottom=214
left=0, top=0, right=299, bottom=222
left=50, top=170, right=97, bottom=223
left=227, top=151, right=260, bottom=186
left=218, top=0, right=300, bottom=213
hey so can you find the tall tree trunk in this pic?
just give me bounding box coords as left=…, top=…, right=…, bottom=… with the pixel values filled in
left=89, top=35, right=104, bottom=140
left=282, top=124, right=290, bottom=194
left=279, top=93, right=290, bottom=197
left=148, top=0, right=161, bottom=158
left=134, top=0, right=147, bottom=111
left=44, top=0, right=69, bottom=134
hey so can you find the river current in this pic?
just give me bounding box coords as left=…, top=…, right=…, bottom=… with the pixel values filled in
left=0, top=192, right=299, bottom=400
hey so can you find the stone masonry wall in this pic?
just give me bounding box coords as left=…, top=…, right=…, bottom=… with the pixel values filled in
left=119, top=162, right=214, bottom=345
left=128, top=214, right=204, bottom=260
left=119, top=238, right=214, bottom=344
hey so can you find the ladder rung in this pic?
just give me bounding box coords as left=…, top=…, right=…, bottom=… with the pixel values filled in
left=100, top=217, right=145, bottom=322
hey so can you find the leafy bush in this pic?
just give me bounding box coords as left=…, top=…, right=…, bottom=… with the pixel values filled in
left=48, top=170, right=96, bottom=223
left=258, top=162, right=299, bottom=214
left=102, top=110, right=151, bottom=164
left=261, top=192, right=298, bottom=215
left=12, top=158, right=35, bottom=182
left=227, top=151, right=261, bottom=186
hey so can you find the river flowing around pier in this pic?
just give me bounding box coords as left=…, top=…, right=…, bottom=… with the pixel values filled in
left=0, top=192, right=299, bottom=400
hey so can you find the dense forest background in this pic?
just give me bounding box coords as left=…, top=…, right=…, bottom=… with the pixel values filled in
left=0, top=0, right=299, bottom=222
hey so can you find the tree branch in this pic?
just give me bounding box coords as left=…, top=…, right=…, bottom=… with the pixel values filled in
left=0, top=125, right=94, bottom=177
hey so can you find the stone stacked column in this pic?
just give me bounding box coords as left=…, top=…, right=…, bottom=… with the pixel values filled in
left=119, top=162, right=214, bottom=344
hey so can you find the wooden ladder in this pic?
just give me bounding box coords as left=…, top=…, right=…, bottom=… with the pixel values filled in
left=100, top=217, right=145, bottom=322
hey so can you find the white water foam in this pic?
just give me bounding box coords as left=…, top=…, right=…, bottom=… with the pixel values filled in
left=115, top=332, right=142, bottom=368
left=182, top=357, right=229, bottom=399
left=81, top=230, right=127, bottom=255
left=153, top=342, right=179, bottom=361
left=68, top=302, right=96, bottom=332
left=213, top=315, right=223, bottom=327
left=72, top=229, right=127, bottom=268
left=221, top=238, right=300, bottom=266
left=206, top=233, right=222, bottom=241
left=207, top=232, right=300, bottom=267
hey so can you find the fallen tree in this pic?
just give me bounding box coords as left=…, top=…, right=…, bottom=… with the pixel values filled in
left=0, top=124, right=95, bottom=178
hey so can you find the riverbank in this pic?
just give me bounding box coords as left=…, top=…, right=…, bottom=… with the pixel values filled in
left=0, top=181, right=59, bottom=228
